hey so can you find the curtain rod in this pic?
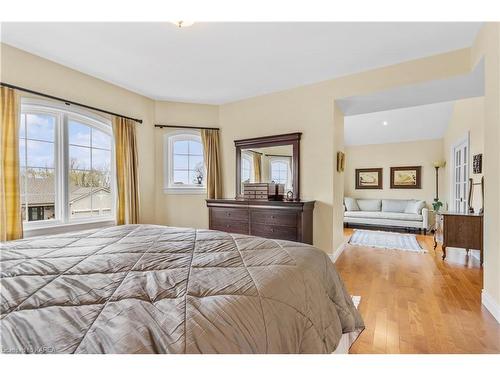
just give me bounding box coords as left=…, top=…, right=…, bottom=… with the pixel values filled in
left=1, top=82, right=143, bottom=124
left=155, top=124, right=220, bottom=131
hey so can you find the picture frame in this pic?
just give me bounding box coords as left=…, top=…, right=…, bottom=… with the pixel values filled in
left=355, top=168, right=383, bottom=189
left=336, top=151, right=345, bottom=172
left=390, top=166, right=421, bottom=189
left=473, top=154, right=482, bottom=174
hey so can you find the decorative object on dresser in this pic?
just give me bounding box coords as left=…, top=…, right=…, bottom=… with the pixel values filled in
left=206, top=199, right=315, bottom=244
left=355, top=168, right=383, bottom=189
left=243, top=182, right=284, bottom=200
left=467, top=176, right=485, bottom=214
left=390, top=166, right=421, bottom=189
left=235, top=132, right=300, bottom=201
left=441, top=212, right=483, bottom=266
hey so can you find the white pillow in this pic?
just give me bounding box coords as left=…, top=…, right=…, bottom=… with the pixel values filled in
left=357, top=199, right=382, bottom=212
left=405, top=200, right=426, bottom=214
left=344, top=197, right=360, bottom=211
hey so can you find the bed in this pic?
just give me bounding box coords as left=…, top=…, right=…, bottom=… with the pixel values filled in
left=0, top=224, right=364, bottom=354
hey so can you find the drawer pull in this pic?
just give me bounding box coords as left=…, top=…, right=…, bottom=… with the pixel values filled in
left=271, top=215, right=275, bottom=219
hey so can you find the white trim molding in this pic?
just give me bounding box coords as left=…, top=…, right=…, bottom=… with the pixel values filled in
left=482, top=289, right=500, bottom=324
left=330, top=240, right=348, bottom=263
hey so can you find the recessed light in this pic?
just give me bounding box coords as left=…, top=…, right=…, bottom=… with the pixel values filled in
left=382, top=121, right=388, bottom=126
left=171, top=21, right=195, bottom=28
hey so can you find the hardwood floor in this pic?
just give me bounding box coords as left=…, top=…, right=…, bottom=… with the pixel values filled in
left=336, top=228, right=500, bottom=354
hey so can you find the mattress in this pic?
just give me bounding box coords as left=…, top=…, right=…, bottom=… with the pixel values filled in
left=0, top=224, right=364, bottom=354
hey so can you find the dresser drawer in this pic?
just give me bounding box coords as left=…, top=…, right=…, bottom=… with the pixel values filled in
left=250, top=223, right=297, bottom=241
left=250, top=210, right=297, bottom=227
left=211, top=219, right=249, bottom=235
left=210, top=207, right=249, bottom=222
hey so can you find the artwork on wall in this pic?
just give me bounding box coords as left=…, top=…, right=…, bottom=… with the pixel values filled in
left=390, top=166, right=422, bottom=189
left=355, top=168, right=383, bottom=189
left=473, top=154, right=483, bottom=174
left=337, top=151, right=345, bottom=172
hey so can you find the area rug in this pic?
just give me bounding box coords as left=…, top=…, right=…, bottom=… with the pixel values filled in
left=348, top=229, right=426, bottom=253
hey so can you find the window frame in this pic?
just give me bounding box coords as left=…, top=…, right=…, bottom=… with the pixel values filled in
left=269, top=156, right=292, bottom=188
left=241, top=152, right=254, bottom=184
left=20, top=98, right=116, bottom=235
left=163, top=130, right=206, bottom=195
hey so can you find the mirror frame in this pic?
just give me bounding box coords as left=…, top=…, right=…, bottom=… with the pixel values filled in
left=234, top=132, right=301, bottom=201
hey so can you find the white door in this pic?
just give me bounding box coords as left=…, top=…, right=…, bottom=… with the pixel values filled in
left=453, top=139, right=469, bottom=213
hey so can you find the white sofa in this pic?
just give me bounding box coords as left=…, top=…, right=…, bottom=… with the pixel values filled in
left=344, top=198, right=429, bottom=233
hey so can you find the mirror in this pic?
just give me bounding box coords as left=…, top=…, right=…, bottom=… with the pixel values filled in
left=235, top=133, right=301, bottom=201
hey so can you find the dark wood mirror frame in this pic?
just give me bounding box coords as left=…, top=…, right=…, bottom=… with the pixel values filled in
left=234, top=132, right=301, bottom=201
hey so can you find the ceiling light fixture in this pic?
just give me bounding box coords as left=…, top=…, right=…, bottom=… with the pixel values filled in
left=382, top=121, right=388, bottom=126
left=172, top=21, right=195, bottom=28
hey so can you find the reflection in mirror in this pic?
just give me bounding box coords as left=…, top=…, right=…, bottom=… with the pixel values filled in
left=240, top=145, right=293, bottom=193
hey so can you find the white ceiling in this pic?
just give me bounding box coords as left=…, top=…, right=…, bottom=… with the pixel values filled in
left=1, top=22, right=482, bottom=104
left=344, top=101, right=455, bottom=146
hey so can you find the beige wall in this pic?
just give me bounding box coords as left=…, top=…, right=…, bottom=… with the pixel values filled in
left=0, top=43, right=157, bottom=224
left=344, top=139, right=444, bottom=209
left=153, top=101, right=219, bottom=229
left=471, top=23, right=500, bottom=312
left=442, top=97, right=485, bottom=213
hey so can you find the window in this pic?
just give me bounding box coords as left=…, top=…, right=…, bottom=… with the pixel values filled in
left=270, top=157, right=291, bottom=188
left=241, top=154, right=252, bottom=183
left=19, top=99, right=114, bottom=229
left=164, top=131, right=205, bottom=193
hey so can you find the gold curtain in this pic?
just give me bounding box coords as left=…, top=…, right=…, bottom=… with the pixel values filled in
left=0, top=87, right=22, bottom=241
left=201, top=129, right=223, bottom=199
left=253, top=152, right=262, bottom=183
left=113, top=117, right=139, bottom=225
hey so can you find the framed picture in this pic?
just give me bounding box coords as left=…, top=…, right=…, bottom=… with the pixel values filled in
left=473, top=154, right=482, bottom=174
left=390, top=166, right=421, bottom=189
left=336, top=151, right=345, bottom=172
left=355, top=168, right=383, bottom=189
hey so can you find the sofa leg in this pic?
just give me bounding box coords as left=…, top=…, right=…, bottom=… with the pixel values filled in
left=423, top=229, right=427, bottom=236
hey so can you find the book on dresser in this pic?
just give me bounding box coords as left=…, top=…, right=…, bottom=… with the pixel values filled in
left=206, top=199, right=315, bottom=244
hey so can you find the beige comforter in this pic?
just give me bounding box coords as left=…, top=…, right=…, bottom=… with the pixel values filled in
left=0, top=224, right=364, bottom=353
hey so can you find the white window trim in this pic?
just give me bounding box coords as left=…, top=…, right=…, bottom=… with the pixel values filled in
left=20, top=98, right=116, bottom=236
left=241, top=152, right=254, bottom=183
left=163, top=130, right=206, bottom=195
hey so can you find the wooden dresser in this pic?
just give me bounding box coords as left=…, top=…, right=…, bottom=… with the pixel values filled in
left=206, top=199, right=315, bottom=244
left=441, top=212, right=483, bottom=266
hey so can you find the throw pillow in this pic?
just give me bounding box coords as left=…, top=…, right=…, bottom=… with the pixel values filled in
left=344, top=197, right=360, bottom=211
left=405, top=200, right=426, bottom=214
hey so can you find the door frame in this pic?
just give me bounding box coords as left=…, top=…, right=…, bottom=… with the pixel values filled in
left=449, top=131, right=470, bottom=213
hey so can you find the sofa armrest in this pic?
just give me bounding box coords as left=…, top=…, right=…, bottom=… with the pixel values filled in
left=422, top=207, right=429, bottom=229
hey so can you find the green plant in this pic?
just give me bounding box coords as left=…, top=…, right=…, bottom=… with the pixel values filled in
left=432, top=198, right=443, bottom=212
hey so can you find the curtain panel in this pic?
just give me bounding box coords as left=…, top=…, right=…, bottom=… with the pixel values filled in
left=252, top=152, right=262, bottom=183
left=201, top=129, right=223, bottom=199
left=0, top=87, right=22, bottom=241
left=113, top=117, right=140, bottom=225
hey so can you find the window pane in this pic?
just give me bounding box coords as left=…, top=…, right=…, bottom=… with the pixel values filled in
left=22, top=168, right=55, bottom=222
left=173, top=170, right=189, bottom=185
left=19, top=138, right=26, bottom=167
left=189, top=140, right=203, bottom=155
left=26, top=140, right=54, bottom=168
left=70, top=145, right=91, bottom=170
left=91, top=189, right=112, bottom=216
left=173, top=154, right=189, bottom=169
left=26, top=114, right=55, bottom=142
left=92, top=148, right=111, bottom=171
left=189, top=170, right=204, bottom=185
left=173, top=140, right=189, bottom=154
left=189, top=155, right=204, bottom=170
left=69, top=121, right=91, bottom=147
left=92, top=128, right=111, bottom=150
left=70, top=184, right=93, bottom=219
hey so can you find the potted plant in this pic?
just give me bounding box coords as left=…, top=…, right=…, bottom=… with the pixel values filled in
left=432, top=198, right=443, bottom=212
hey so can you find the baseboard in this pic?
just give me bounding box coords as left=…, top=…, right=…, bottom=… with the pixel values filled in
left=330, top=240, right=347, bottom=263
left=482, top=289, right=500, bottom=324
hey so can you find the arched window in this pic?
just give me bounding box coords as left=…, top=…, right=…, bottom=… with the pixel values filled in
left=164, top=131, right=206, bottom=193
left=241, top=154, right=252, bottom=183
left=19, top=98, right=114, bottom=231
left=270, top=157, right=291, bottom=188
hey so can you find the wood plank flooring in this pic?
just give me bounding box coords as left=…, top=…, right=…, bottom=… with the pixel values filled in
left=336, top=229, right=500, bottom=354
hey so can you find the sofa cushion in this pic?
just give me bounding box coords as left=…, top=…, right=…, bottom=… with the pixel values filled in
left=344, top=197, right=360, bottom=211
left=382, top=199, right=411, bottom=213
left=356, top=199, right=381, bottom=212
left=405, top=200, right=426, bottom=214
left=344, top=211, right=423, bottom=222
